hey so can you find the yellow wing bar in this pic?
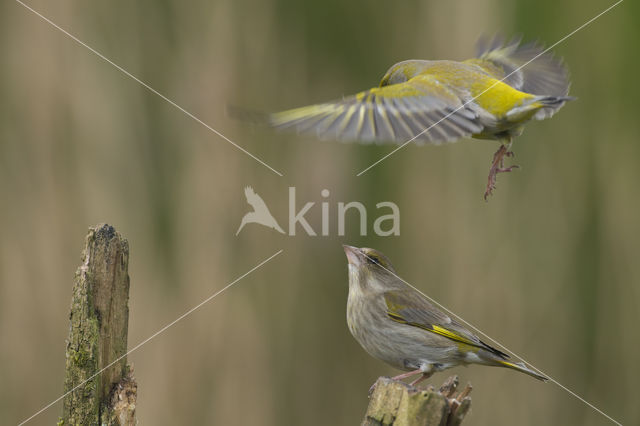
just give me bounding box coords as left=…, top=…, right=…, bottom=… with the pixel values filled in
left=387, top=312, right=483, bottom=350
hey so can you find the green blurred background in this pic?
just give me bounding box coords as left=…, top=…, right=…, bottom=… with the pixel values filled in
left=1, top=0, right=638, bottom=425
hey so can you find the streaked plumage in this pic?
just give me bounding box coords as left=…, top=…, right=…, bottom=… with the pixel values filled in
left=269, top=36, right=574, bottom=198
left=343, top=245, right=547, bottom=383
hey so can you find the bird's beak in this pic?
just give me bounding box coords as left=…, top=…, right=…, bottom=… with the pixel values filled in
left=343, top=245, right=362, bottom=266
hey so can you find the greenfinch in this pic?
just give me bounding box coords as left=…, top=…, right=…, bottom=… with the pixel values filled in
left=270, top=36, right=574, bottom=199
left=343, top=245, right=547, bottom=385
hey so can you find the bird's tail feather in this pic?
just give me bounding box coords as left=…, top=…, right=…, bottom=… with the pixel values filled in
left=496, top=360, right=548, bottom=382
left=537, top=95, right=576, bottom=106
left=533, top=95, right=576, bottom=120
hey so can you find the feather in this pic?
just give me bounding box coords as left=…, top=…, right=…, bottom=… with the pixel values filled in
left=384, top=289, right=509, bottom=359
left=472, top=34, right=571, bottom=97
left=268, top=74, right=482, bottom=144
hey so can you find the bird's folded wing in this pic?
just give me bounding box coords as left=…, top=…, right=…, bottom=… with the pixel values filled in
left=384, top=289, right=508, bottom=358
left=468, top=35, right=570, bottom=97
left=269, top=74, right=483, bottom=144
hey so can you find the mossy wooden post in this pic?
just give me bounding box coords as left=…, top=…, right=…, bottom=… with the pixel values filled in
left=61, top=224, right=137, bottom=425
left=362, top=376, right=472, bottom=426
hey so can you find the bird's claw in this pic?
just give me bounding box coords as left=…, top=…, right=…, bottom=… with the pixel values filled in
left=484, top=180, right=496, bottom=201
left=497, top=165, right=519, bottom=173
left=484, top=145, right=519, bottom=200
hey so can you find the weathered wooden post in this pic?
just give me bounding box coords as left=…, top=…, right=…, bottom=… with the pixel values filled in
left=60, top=224, right=137, bottom=425
left=362, top=376, right=471, bottom=426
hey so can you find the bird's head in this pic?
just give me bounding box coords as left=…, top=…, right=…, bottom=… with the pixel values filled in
left=379, top=60, right=431, bottom=87
left=343, top=245, right=397, bottom=292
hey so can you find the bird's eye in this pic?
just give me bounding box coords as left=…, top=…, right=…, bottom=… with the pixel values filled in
left=367, top=255, right=380, bottom=265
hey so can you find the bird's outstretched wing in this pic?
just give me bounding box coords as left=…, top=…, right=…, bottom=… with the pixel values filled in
left=384, top=288, right=508, bottom=359
left=269, top=74, right=483, bottom=145
left=469, top=35, right=570, bottom=97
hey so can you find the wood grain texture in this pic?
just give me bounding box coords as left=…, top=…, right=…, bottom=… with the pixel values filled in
left=61, top=224, right=136, bottom=425
left=362, top=376, right=471, bottom=426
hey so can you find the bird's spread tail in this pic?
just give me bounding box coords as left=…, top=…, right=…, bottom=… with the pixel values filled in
left=533, top=95, right=576, bottom=120
left=496, top=360, right=548, bottom=382
left=504, top=95, right=575, bottom=122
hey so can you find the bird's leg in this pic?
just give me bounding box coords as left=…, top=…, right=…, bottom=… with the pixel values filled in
left=484, top=140, right=519, bottom=200
left=369, top=370, right=424, bottom=395
left=391, top=368, right=424, bottom=381
left=498, top=149, right=517, bottom=172
left=410, top=372, right=433, bottom=387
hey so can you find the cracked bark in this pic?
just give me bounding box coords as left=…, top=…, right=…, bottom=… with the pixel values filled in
left=60, top=224, right=137, bottom=425
left=362, top=376, right=471, bottom=426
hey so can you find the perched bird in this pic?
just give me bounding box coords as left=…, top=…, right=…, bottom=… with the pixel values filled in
left=236, top=186, right=285, bottom=235
left=343, top=245, right=547, bottom=385
left=269, top=36, right=574, bottom=199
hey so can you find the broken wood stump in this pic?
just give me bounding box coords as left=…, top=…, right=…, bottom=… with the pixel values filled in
left=362, top=375, right=472, bottom=426
left=60, top=224, right=137, bottom=425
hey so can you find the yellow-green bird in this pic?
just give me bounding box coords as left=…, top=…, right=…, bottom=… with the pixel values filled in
left=270, top=36, right=574, bottom=199
left=343, top=245, right=547, bottom=385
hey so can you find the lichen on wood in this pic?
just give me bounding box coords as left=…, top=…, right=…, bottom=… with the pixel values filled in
left=362, top=376, right=472, bottom=426
left=61, top=224, right=137, bottom=425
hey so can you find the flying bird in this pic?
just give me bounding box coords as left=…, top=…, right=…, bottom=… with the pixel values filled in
left=236, top=186, right=285, bottom=235
left=267, top=36, right=574, bottom=199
